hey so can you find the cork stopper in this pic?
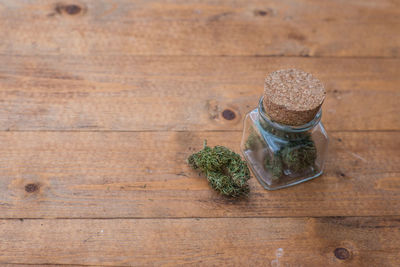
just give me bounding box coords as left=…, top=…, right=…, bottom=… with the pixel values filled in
left=263, top=69, right=326, bottom=126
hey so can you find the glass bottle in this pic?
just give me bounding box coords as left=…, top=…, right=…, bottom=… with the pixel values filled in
left=241, top=97, right=329, bottom=190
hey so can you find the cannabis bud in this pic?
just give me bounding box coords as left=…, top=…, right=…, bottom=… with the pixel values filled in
left=264, top=151, right=283, bottom=180
left=187, top=141, right=251, bottom=197
left=263, top=134, right=317, bottom=178
left=244, top=127, right=266, bottom=151
left=281, top=135, right=317, bottom=173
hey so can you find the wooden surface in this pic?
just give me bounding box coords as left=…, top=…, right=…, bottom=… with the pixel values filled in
left=0, top=0, right=399, bottom=266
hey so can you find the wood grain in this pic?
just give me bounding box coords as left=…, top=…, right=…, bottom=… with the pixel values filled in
left=0, top=217, right=399, bottom=266
left=0, top=131, right=398, bottom=219
left=0, top=55, right=399, bottom=131
left=0, top=0, right=399, bottom=57
left=0, top=0, right=399, bottom=265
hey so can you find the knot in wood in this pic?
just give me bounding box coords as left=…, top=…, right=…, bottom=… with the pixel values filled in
left=25, top=183, right=39, bottom=193
left=334, top=247, right=350, bottom=260
left=222, top=109, right=236, bottom=120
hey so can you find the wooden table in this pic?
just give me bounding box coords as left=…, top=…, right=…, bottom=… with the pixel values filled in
left=0, top=0, right=399, bottom=266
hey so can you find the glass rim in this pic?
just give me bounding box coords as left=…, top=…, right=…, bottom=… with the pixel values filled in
left=258, top=96, right=322, bottom=133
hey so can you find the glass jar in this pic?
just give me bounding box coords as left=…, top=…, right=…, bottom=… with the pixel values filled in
left=241, top=97, right=329, bottom=190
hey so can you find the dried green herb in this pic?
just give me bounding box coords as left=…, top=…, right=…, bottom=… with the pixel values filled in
left=245, top=127, right=266, bottom=151
left=244, top=127, right=317, bottom=181
left=187, top=141, right=251, bottom=197
left=264, top=152, right=283, bottom=180
left=281, top=135, right=317, bottom=173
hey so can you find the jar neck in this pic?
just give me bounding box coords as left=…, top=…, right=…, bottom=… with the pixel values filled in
left=258, top=97, right=321, bottom=139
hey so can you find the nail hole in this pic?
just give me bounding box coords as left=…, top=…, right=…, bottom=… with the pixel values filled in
left=337, top=138, right=342, bottom=142
left=65, top=5, right=81, bottom=15
left=222, top=109, right=236, bottom=120
left=55, top=3, right=84, bottom=15
left=25, top=183, right=39, bottom=193
left=334, top=247, right=350, bottom=260
left=253, top=8, right=275, bottom=17
left=336, top=171, right=346, bottom=177
left=254, top=10, right=267, bottom=16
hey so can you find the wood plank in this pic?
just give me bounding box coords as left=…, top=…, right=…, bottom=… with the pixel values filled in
left=0, top=217, right=399, bottom=266
left=0, top=131, right=399, bottom=219
left=0, top=55, right=399, bottom=131
left=0, top=0, right=399, bottom=57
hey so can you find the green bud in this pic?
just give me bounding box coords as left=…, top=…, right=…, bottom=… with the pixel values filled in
left=187, top=141, right=251, bottom=197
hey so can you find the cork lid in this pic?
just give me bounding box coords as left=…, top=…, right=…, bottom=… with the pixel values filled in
left=263, top=69, right=326, bottom=126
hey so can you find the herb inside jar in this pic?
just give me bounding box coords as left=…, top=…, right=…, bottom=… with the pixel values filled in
left=263, top=133, right=317, bottom=180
